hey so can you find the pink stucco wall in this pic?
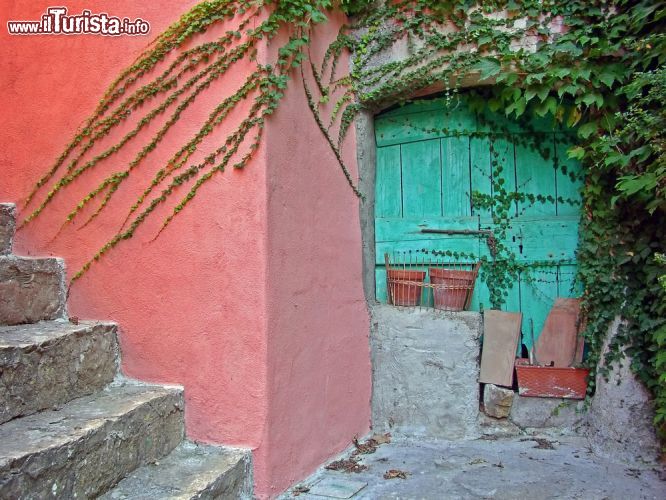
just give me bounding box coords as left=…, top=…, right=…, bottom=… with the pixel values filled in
left=258, top=12, right=372, bottom=497
left=1, top=1, right=370, bottom=498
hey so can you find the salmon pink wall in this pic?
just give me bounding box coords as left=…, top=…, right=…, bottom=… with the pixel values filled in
left=258, top=12, right=372, bottom=497
left=0, top=2, right=371, bottom=497
left=0, top=0, right=269, bottom=461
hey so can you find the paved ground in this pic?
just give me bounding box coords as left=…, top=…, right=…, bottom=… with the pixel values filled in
left=279, top=435, right=665, bottom=500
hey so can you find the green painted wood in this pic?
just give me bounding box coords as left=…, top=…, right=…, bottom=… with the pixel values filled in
left=470, top=272, right=521, bottom=314
left=491, top=136, right=518, bottom=217
left=470, top=136, right=492, bottom=218
left=375, top=99, right=477, bottom=147
left=375, top=217, right=480, bottom=242
left=376, top=217, right=481, bottom=264
left=376, top=238, right=480, bottom=265
left=504, top=217, right=579, bottom=262
left=520, top=266, right=560, bottom=352
left=376, top=145, right=403, bottom=217
left=374, top=96, right=583, bottom=350
left=515, top=134, right=557, bottom=217
left=441, top=137, right=472, bottom=217
left=555, top=134, right=584, bottom=216
left=375, top=110, right=445, bottom=147
left=401, top=140, right=442, bottom=217
left=557, top=264, right=583, bottom=298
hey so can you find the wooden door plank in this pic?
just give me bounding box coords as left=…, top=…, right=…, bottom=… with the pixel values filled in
left=375, top=110, right=445, bottom=146
left=504, top=217, right=579, bottom=262
left=519, top=266, right=558, bottom=351
left=480, top=310, right=522, bottom=386
left=376, top=238, right=480, bottom=264
left=515, top=133, right=557, bottom=217
left=441, top=137, right=472, bottom=217
left=554, top=134, right=583, bottom=216
left=471, top=275, right=521, bottom=314
left=401, top=140, right=442, bottom=217
left=375, top=217, right=479, bottom=242
left=557, top=264, right=582, bottom=298
left=376, top=145, right=403, bottom=217
left=470, top=136, right=492, bottom=218
left=491, top=136, right=517, bottom=217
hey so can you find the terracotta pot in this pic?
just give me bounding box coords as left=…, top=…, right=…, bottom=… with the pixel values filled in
left=429, top=268, right=476, bottom=311
left=387, top=269, right=426, bottom=306
left=515, top=358, right=590, bottom=399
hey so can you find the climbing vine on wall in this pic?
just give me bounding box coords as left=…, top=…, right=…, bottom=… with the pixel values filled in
left=23, top=0, right=665, bottom=440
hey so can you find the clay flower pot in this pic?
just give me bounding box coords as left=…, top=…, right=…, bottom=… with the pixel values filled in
left=515, top=358, right=590, bottom=399
left=429, top=267, right=476, bottom=311
left=387, top=269, right=426, bottom=306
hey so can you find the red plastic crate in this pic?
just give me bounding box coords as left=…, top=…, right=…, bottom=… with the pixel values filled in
left=515, top=358, right=590, bottom=399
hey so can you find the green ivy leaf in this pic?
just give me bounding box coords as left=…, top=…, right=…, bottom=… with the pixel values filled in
left=473, top=57, right=502, bottom=80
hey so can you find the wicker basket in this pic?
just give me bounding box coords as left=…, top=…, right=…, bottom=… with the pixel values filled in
left=384, top=253, right=480, bottom=311
left=515, top=358, right=589, bottom=399
left=386, top=269, right=426, bottom=306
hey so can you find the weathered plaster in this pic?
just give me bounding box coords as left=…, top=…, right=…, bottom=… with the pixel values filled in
left=1, top=0, right=269, bottom=491
left=370, top=304, right=482, bottom=440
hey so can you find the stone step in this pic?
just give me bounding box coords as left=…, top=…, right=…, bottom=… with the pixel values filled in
left=0, top=204, right=15, bottom=255
left=0, top=320, right=118, bottom=424
left=0, top=255, right=66, bottom=325
left=0, top=383, right=184, bottom=499
left=101, top=441, right=253, bottom=499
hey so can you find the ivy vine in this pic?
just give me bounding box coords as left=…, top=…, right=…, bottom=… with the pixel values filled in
left=22, top=0, right=665, bottom=442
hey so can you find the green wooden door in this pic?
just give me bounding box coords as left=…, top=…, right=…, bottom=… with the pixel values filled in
left=374, top=97, right=583, bottom=349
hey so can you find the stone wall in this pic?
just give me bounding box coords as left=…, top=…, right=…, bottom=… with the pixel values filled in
left=584, top=318, right=661, bottom=463
left=370, top=304, right=481, bottom=440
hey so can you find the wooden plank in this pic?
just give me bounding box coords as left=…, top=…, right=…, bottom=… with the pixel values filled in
left=376, top=238, right=480, bottom=265
left=500, top=217, right=579, bottom=262
left=375, top=145, right=402, bottom=217
left=554, top=134, right=583, bottom=216
left=515, top=133, right=557, bottom=217
left=470, top=136, right=492, bottom=218
left=535, top=298, right=584, bottom=367
left=557, top=264, right=582, bottom=298
left=401, top=140, right=442, bottom=217
left=470, top=264, right=521, bottom=315
left=379, top=98, right=449, bottom=118
left=491, top=136, right=517, bottom=217
left=375, top=110, right=445, bottom=146
left=375, top=217, right=479, bottom=242
left=480, top=310, right=522, bottom=386
left=441, top=137, right=472, bottom=217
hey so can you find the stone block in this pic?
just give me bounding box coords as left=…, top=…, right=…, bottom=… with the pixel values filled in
left=0, top=320, right=118, bottom=424
left=509, top=395, right=585, bottom=430
left=101, top=442, right=253, bottom=500
left=483, top=384, right=514, bottom=419
left=0, top=256, right=66, bottom=325
left=370, top=304, right=482, bottom=440
left=0, top=204, right=15, bottom=255
left=0, top=383, right=184, bottom=499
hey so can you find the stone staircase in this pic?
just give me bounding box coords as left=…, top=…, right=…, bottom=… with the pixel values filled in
left=0, top=203, right=252, bottom=499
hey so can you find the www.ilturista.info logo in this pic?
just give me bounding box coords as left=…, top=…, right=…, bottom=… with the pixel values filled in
left=7, top=6, right=150, bottom=36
